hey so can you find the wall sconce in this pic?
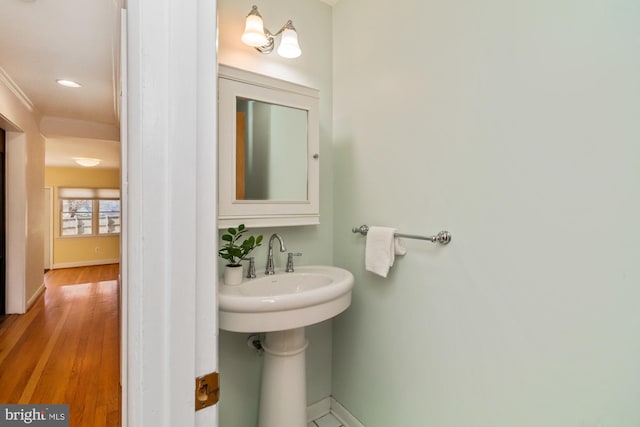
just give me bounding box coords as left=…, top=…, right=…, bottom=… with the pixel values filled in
left=241, top=5, right=301, bottom=59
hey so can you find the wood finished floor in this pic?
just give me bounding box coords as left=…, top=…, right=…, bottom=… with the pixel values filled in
left=0, top=264, right=121, bottom=426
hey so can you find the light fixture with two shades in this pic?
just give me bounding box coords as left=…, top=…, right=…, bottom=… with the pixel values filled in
left=241, top=5, right=301, bottom=59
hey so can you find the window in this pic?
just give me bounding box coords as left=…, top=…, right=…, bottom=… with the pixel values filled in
left=99, top=199, right=121, bottom=234
left=59, top=188, right=120, bottom=237
left=61, top=199, right=93, bottom=236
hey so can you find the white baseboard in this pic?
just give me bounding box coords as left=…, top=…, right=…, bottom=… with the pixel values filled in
left=307, top=397, right=365, bottom=427
left=330, top=397, right=366, bottom=427
left=307, top=397, right=331, bottom=422
left=52, top=259, right=119, bottom=269
left=26, top=282, right=46, bottom=310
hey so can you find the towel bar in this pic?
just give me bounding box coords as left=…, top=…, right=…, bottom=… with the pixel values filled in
left=352, top=225, right=451, bottom=245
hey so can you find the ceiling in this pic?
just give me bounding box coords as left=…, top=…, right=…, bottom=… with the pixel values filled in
left=0, top=0, right=123, bottom=168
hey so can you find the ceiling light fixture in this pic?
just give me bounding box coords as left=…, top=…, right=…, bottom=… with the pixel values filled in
left=57, top=79, right=82, bottom=88
left=73, top=157, right=102, bottom=167
left=241, top=5, right=301, bottom=59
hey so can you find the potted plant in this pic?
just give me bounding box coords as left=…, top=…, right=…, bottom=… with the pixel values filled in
left=218, top=224, right=263, bottom=285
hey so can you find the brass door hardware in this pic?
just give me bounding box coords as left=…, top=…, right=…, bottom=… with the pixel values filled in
left=195, top=372, right=219, bottom=410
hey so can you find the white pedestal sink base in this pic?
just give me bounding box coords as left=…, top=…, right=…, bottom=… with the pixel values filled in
left=219, top=266, right=355, bottom=426
left=259, top=328, right=309, bottom=427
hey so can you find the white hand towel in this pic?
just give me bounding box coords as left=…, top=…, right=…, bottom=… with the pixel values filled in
left=365, top=226, right=407, bottom=278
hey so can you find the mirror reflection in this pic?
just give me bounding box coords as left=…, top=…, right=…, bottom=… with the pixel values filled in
left=236, top=98, right=308, bottom=201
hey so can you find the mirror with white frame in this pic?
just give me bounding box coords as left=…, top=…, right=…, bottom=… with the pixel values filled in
left=218, top=65, right=320, bottom=228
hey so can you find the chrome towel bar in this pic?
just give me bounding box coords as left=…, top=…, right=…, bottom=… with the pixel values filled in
left=352, top=225, right=452, bottom=245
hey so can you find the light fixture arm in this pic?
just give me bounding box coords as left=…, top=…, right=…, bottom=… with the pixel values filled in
left=254, top=28, right=275, bottom=54
left=272, top=20, right=296, bottom=38
left=254, top=21, right=296, bottom=54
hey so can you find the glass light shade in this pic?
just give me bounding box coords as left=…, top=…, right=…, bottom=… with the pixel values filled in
left=57, top=79, right=82, bottom=88
left=73, top=157, right=102, bottom=167
left=277, top=28, right=301, bottom=58
left=241, top=15, right=269, bottom=47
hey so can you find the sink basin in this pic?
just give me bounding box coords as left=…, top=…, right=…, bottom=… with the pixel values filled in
left=219, top=265, right=354, bottom=332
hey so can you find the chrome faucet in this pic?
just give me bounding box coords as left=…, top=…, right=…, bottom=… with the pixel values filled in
left=265, top=233, right=287, bottom=275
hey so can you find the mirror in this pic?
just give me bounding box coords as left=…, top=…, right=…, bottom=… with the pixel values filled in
left=218, top=65, right=320, bottom=228
left=236, top=98, right=308, bottom=201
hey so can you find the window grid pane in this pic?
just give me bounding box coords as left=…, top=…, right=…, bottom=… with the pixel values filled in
left=61, top=199, right=93, bottom=236
left=99, top=200, right=121, bottom=234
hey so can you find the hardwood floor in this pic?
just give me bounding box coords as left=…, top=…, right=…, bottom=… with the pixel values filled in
left=0, top=264, right=121, bottom=426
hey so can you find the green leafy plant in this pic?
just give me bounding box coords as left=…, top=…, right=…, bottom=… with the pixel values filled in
left=218, top=224, right=263, bottom=266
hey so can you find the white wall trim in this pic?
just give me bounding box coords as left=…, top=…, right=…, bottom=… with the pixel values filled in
left=44, top=186, right=53, bottom=271
left=39, top=116, right=119, bottom=140
left=0, top=66, right=35, bottom=112
left=125, top=0, right=218, bottom=426
left=307, top=397, right=366, bottom=427
left=5, top=131, right=27, bottom=314
left=307, top=397, right=331, bottom=422
left=52, top=259, right=120, bottom=270
left=330, top=397, right=366, bottom=427
left=119, top=7, right=129, bottom=427
left=26, top=283, right=46, bottom=310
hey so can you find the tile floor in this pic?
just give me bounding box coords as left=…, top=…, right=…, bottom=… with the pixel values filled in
left=308, top=412, right=344, bottom=427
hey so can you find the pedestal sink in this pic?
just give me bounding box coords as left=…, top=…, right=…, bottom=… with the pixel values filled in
left=219, top=265, right=354, bottom=427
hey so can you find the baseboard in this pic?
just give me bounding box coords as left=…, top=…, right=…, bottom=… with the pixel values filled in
left=307, top=397, right=366, bottom=427
left=330, top=397, right=366, bottom=427
left=26, top=283, right=46, bottom=310
left=307, top=397, right=331, bottom=422
left=52, top=259, right=119, bottom=269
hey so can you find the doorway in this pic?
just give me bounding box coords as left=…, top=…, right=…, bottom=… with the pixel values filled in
left=1, top=128, right=5, bottom=315
left=43, top=187, right=52, bottom=271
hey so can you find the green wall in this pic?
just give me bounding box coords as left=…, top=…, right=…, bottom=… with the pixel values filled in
left=331, top=0, right=640, bottom=426
left=217, top=0, right=334, bottom=425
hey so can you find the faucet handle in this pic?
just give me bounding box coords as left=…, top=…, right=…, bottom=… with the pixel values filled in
left=246, top=257, right=256, bottom=279
left=285, top=252, right=302, bottom=273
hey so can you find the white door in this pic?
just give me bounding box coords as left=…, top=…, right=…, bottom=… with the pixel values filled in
left=124, top=1, right=218, bottom=426
left=43, top=187, right=52, bottom=270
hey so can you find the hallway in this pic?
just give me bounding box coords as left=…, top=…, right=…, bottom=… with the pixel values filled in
left=0, top=264, right=120, bottom=426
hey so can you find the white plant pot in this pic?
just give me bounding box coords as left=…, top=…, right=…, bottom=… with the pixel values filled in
left=224, top=264, right=244, bottom=286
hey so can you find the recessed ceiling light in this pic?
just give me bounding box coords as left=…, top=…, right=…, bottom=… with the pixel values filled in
left=57, top=79, right=82, bottom=88
left=73, top=157, right=102, bottom=167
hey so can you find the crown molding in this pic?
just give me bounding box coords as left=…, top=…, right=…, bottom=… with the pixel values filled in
left=0, top=66, right=35, bottom=112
